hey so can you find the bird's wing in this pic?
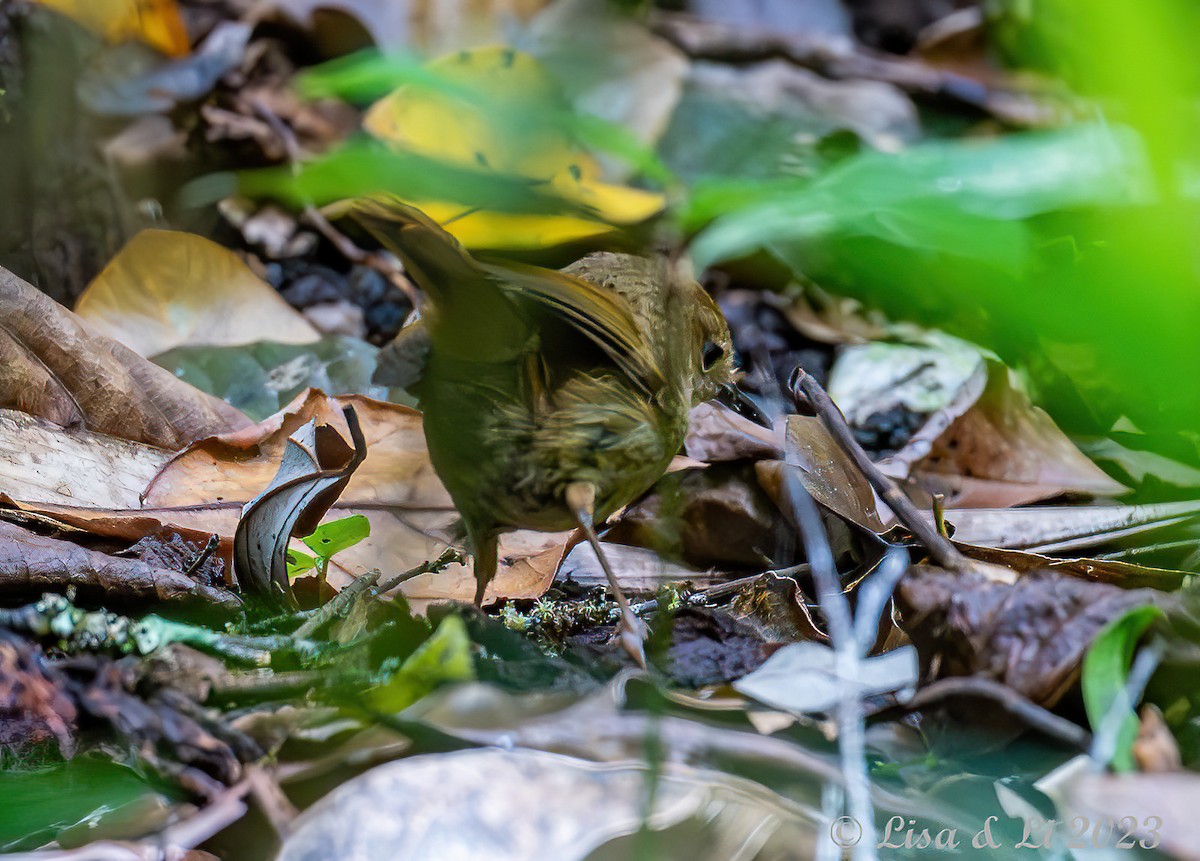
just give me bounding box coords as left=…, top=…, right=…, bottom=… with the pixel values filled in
left=336, top=195, right=661, bottom=389
left=490, top=261, right=665, bottom=398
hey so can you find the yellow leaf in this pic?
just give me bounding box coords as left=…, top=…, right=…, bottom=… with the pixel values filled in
left=33, top=0, right=190, bottom=57
left=76, top=230, right=320, bottom=357
left=360, top=45, right=664, bottom=249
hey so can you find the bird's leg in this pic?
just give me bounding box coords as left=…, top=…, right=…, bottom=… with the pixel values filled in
left=565, top=481, right=648, bottom=668
left=471, top=530, right=499, bottom=607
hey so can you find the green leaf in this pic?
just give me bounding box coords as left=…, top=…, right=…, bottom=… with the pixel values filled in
left=366, top=615, right=475, bottom=712
left=1082, top=604, right=1165, bottom=772
left=688, top=125, right=1146, bottom=271
left=285, top=549, right=317, bottom=579
left=301, top=515, right=371, bottom=560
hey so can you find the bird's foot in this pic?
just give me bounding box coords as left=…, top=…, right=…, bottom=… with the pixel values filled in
left=614, top=608, right=649, bottom=669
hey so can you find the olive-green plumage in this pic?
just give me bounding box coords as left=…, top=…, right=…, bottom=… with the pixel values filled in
left=345, top=197, right=737, bottom=604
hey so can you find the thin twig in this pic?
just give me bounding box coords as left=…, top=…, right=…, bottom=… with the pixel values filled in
left=377, top=546, right=465, bottom=594
left=790, top=368, right=971, bottom=573
left=852, top=546, right=909, bottom=653
left=292, top=568, right=381, bottom=640
left=182, top=533, right=221, bottom=579
left=781, top=466, right=876, bottom=860
left=903, top=677, right=1092, bottom=751
left=246, top=93, right=421, bottom=308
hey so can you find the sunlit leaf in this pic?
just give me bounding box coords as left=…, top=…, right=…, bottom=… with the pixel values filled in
left=32, top=0, right=189, bottom=57
left=356, top=46, right=665, bottom=249
left=286, top=549, right=318, bottom=579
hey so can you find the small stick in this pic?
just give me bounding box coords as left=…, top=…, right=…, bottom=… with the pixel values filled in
left=246, top=94, right=422, bottom=308
left=182, top=533, right=221, bottom=579
left=293, top=548, right=463, bottom=640
left=903, top=676, right=1092, bottom=751
left=377, top=546, right=464, bottom=594
left=790, top=368, right=971, bottom=573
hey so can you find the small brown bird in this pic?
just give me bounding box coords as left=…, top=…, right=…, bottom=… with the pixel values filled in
left=343, top=197, right=754, bottom=663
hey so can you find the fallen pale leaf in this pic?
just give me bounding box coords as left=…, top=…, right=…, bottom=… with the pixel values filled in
left=76, top=230, right=320, bottom=357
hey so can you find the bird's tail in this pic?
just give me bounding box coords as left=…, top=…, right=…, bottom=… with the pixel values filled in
left=325, top=196, right=480, bottom=307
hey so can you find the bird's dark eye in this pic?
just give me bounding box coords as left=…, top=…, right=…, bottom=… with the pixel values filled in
left=701, top=340, right=725, bottom=370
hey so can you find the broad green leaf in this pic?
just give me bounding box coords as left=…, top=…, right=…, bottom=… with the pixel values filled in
left=366, top=615, right=475, bottom=712
left=302, top=514, right=371, bottom=560
left=286, top=549, right=317, bottom=579
left=1082, top=604, right=1165, bottom=772
left=689, top=125, right=1147, bottom=271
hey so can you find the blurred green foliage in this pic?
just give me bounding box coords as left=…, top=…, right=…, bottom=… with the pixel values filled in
left=0, top=757, right=171, bottom=851
left=1082, top=605, right=1164, bottom=771
left=691, top=0, right=1200, bottom=448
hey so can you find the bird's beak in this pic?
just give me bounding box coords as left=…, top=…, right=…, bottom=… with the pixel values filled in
left=716, top=383, right=773, bottom=428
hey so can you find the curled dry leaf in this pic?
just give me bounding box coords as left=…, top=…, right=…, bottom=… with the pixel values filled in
left=897, top=564, right=1167, bottom=707
left=146, top=390, right=562, bottom=603
left=832, top=338, right=1123, bottom=508
left=75, top=229, right=320, bottom=358
left=910, top=366, right=1126, bottom=508
left=233, top=408, right=366, bottom=601
left=0, top=266, right=249, bottom=450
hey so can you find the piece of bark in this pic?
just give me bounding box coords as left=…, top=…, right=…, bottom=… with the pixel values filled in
left=0, top=520, right=239, bottom=612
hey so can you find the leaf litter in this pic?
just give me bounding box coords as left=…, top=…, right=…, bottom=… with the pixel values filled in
left=1, top=0, right=1199, bottom=858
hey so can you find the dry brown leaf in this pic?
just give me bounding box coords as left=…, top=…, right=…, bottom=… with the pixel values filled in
left=144, top=390, right=560, bottom=602
left=911, top=367, right=1126, bottom=508
left=560, top=541, right=715, bottom=591
left=898, top=564, right=1166, bottom=707
left=0, top=520, right=239, bottom=612
left=754, top=415, right=884, bottom=533
left=0, top=410, right=171, bottom=509
left=929, top=500, right=1200, bottom=555
left=234, top=410, right=366, bottom=599
left=953, top=542, right=1186, bottom=591
left=75, top=230, right=320, bottom=357
left=0, top=266, right=250, bottom=450
left=0, top=385, right=559, bottom=604
left=685, top=402, right=782, bottom=463
left=1066, top=772, right=1198, bottom=859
